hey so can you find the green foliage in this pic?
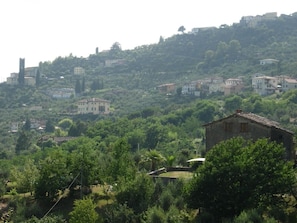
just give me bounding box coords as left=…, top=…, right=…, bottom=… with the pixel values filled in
left=116, top=174, right=154, bottom=214
left=25, top=215, right=66, bottom=223
left=65, top=137, right=102, bottom=186
left=195, top=101, right=217, bottom=123
left=45, top=119, right=55, bottom=133
left=102, top=203, right=136, bottom=223
left=10, top=159, right=39, bottom=193
left=23, top=118, right=31, bottom=131
left=35, top=149, right=71, bottom=202
left=145, top=206, right=166, bottom=223
left=142, top=149, right=166, bottom=171
left=68, top=120, right=87, bottom=136
left=58, top=118, right=73, bottom=130
left=233, top=209, right=277, bottom=223
left=69, top=198, right=99, bottom=223
left=15, top=130, right=32, bottom=155
left=225, top=95, right=243, bottom=112
left=184, top=137, right=296, bottom=220
left=106, top=138, right=136, bottom=183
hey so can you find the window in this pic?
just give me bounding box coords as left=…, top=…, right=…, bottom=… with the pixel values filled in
left=240, top=123, right=249, bottom=132
left=224, top=122, right=233, bottom=132
left=99, top=106, right=105, bottom=112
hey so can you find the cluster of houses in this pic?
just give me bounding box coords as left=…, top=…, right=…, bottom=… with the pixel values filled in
left=252, top=74, right=297, bottom=96
left=157, top=77, right=244, bottom=97
left=157, top=73, right=297, bottom=97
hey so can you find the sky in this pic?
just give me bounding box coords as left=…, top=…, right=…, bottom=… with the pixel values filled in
left=0, top=0, right=296, bottom=82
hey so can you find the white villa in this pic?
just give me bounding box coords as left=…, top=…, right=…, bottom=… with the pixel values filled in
left=77, top=98, right=110, bottom=115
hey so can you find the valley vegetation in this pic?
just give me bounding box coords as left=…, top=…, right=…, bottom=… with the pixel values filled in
left=0, top=12, right=297, bottom=222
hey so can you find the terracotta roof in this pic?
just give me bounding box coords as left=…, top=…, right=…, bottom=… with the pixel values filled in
left=204, top=111, right=293, bottom=134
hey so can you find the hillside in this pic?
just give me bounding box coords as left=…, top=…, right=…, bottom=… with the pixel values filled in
left=1, top=13, right=297, bottom=222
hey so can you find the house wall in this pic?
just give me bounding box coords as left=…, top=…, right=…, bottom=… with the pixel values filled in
left=205, top=115, right=294, bottom=161
left=205, top=116, right=271, bottom=151
left=270, top=127, right=294, bottom=160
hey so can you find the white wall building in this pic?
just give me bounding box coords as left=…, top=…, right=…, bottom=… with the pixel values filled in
left=77, top=98, right=110, bottom=115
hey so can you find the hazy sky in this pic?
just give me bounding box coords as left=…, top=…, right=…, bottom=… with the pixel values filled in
left=1, top=0, right=296, bottom=82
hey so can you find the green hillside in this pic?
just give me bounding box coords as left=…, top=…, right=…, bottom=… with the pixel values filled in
left=1, top=13, right=297, bottom=222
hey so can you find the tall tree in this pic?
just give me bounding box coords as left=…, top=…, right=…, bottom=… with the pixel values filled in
left=81, top=76, right=85, bottom=92
left=15, top=131, right=32, bottom=155
left=45, top=119, right=55, bottom=133
left=75, top=79, right=81, bottom=94
left=184, top=137, right=296, bottom=220
left=35, top=69, right=41, bottom=87
left=107, top=138, right=136, bottom=183
left=23, top=118, right=31, bottom=131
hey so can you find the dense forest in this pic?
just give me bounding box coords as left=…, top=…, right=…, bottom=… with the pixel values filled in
left=0, top=13, right=297, bottom=222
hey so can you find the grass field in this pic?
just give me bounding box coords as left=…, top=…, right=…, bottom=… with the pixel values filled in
left=159, top=171, right=193, bottom=179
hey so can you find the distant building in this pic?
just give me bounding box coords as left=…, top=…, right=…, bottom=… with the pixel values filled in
left=77, top=98, right=110, bottom=115
left=252, top=75, right=278, bottom=96
left=252, top=75, right=297, bottom=96
left=6, top=59, right=39, bottom=86
left=240, top=12, right=277, bottom=27
left=46, top=88, right=75, bottom=99
left=105, top=59, right=126, bottom=67
left=156, top=83, right=176, bottom=94
left=224, top=78, right=244, bottom=96
left=260, top=59, right=279, bottom=65
left=190, top=27, right=217, bottom=34
left=74, top=67, right=85, bottom=75
left=182, top=81, right=202, bottom=96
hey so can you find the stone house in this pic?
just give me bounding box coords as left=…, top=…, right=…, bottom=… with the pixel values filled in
left=203, top=110, right=295, bottom=161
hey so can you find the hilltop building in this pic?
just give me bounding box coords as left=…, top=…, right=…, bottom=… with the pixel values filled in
left=6, top=58, right=39, bottom=86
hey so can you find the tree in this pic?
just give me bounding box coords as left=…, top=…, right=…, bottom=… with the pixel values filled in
left=106, top=138, right=136, bottom=183
left=10, top=159, right=39, bottom=194
left=15, top=131, right=32, bottom=154
left=178, top=26, right=186, bottom=34
left=35, top=150, right=71, bottom=202
left=224, top=95, right=243, bottom=112
left=68, top=120, right=87, bottom=137
left=45, top=119, right=55, bottom=133
left=110, top=42, right=122, bottom=53
left=58, top=118, right=73, bottom=130
left=35, top=69, right=41, bottom=87
left=184, top=137, right=296, bottom=220
left=81, top=76, right=85, bottom=92
left=142, top=150, right=166, bottom=171
left=116, top=174, right=154, bottom=214
left=23, top=118, right=31, bottom=131
left=158, top=36, right=164, bottom=44
left=69, top=198, right=99, bottom=223
left=75, top=79, right=81, bottom=94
